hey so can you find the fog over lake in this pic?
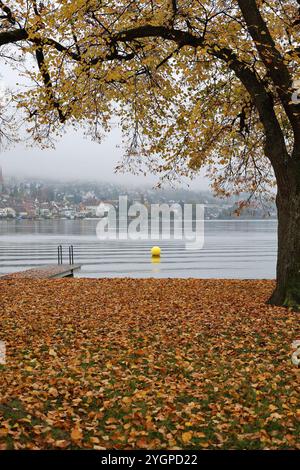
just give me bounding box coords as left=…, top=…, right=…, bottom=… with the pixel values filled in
left=0, top=219, right=277, bottom=279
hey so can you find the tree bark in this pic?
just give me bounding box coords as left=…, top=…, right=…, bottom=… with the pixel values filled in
left=269, top=161, right=300, bottom=309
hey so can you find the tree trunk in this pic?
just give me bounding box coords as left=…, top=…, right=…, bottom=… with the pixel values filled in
left=269, top=170, right=300, bottom=310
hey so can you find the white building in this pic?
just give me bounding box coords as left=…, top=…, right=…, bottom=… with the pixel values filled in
left=0, top=207, right=16, bottom=218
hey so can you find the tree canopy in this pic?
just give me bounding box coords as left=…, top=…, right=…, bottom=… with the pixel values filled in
left=2, top=1, right=300, bottom=307
left=0, top=0, right=299, bottom=195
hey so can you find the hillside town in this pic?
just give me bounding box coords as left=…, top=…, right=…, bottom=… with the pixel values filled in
left=0, top=167, right=115, bottom=220
left=0, top=166, right=277, bottom=220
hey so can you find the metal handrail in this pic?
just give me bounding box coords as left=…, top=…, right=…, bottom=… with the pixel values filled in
left=57, top=245, right=63, bottom=265
left=69, top=245, right=74, bottom=265
left=58, top=245, right=74, bottom=265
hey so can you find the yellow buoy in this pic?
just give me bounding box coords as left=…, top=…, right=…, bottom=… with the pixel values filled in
left=151, top=246, right=161, bottom=257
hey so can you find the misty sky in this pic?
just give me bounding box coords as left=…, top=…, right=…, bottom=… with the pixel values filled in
left=0, top=63, right=209, bottom=190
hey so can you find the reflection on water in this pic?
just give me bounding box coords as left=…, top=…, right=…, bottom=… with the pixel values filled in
left=0, top=219, right=277, bottom=279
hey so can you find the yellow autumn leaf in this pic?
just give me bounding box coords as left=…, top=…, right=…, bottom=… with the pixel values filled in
left=200, top=442, right=209, bottom=448
left=182, top=431, right=193, bottom=443
left=122, top=396, right=131, bottom=404
left=55, top=440, right=69, bottom=448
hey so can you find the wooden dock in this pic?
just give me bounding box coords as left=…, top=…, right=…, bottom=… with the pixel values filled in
left=0, top=264, right=81, bottom=280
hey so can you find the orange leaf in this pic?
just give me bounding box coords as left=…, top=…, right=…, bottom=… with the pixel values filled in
left=71, top=426, right=83, bottom=441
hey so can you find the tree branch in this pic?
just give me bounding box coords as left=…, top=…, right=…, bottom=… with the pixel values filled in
left=0, top=28, right=27, bottom=46
left=35, top=45, right=66, bottom=123
left=0, top=1, right=16, bottom=25
left=208, top=44, right=289, bottom=187
left=238, top=0, right=300, bottom=138
left=114, top=24, right=203, bottom=47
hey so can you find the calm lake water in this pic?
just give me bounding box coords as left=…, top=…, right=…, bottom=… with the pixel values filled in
left=0, top=219, right=277, bottom=279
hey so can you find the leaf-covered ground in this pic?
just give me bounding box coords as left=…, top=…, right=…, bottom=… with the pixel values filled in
left=0, top=279, right=299, bottom=450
